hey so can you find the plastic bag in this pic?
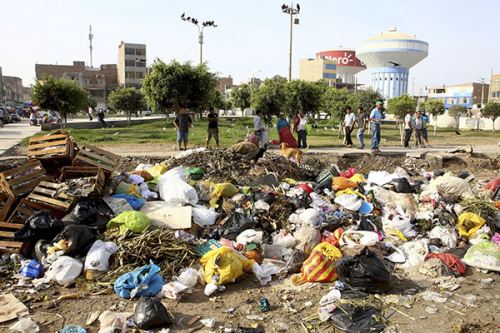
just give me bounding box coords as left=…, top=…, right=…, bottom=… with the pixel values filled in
left=427, top=173, right=474, bottom=199
left=334, top=194, right=363, bottom=211
left=19, top=259, right=43, bottom=278
left=272, top=231, right=297, bottom=249
left=457, top=212, right=486, bottom=239
left=130, top=169, right=154, bottom=181
left=339, top=167, right=357, bottom=178
left=84, top=240, right=118, bottom=272
left=236, top=229, right=263, bottom=245
left=339, top=230, right=379, bottom=248
left=300, top=242, right=342, bottom=282
left=60, top=325, right=86, bottom=333
left=294, top=223, right=321, bottom=254
left=425, top=253, right=467, bottom=276
left=133, top=298, right=171, bottom=330
left=107, top=211, right=150, bottom=234
left=398, top=239, right=429, bottom=268
left=185, top=167, right=204, bottom=180
left=146, top=163, right=168, bottom=178
left=158, top=168, right=198, bottom=206
left=463, top=241, right=500, bottom=272
left=428, top=225, right=458, bottom=248
left=332, top=177, right=358, bottom=191
left=111, top=193, right=145, bottom=210
left=115, top=181, right=141, bottom=198
left=44, top=256, right=83, bottom=285
left=335, top=248, right=391, bottom=293
left=114, top=261, right=164, bottom=299
left=315, top=165, right=340, bottom=191
left=97, top=311, right=131, bottom=333
left=369, top=185, right=418, bottom=218
left=221, top=212, right=256, bottom=240
left=330, top=304, right=385, bottom=333
left=62, top=199, right=113, bottom=231
left=192, top=204, right=218, bottom=227
left=200, top=247, right=254, bottom=285
left=210, top=183, right=239, bottom=208
left=382, top=207, right=416, bottom=239
left=288, top=208, right=321, bottom=226
left=51, top=224, right=97, bottom=257
left=14, top=210, right=64, bottom=241
left=9, top=318, right=40, bottom=333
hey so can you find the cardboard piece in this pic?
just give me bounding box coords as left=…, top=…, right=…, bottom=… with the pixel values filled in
left=140, top=202, right=192, bottom=229
left=0, top=293, right=29, bottom=323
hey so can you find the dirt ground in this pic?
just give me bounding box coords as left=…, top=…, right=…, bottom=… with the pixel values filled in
left=0, top=151, right=499, bottom=333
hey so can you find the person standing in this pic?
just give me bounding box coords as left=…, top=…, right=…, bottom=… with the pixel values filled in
left=356, top=107, right=366, bottom=149
left=404, top=110, right=414, bottom=148
left=87, top=106, right=93, bottom=121
left=276, top=112, right=289, bottom=133
left=343, top=106, right=356, bottom=148
left=253, top=110, right=264, bottom=147
left=206, top=107, right=219, bottom=147
left=0, top=107, right=4, bottom=127
left=414, top=112, right=424, bottom=147
left=29, top=108, right=37, bottom=126
left=174, top=108, right=192, bottom=151
left=369, top=101, right=383, bottom=152
left=420, top=110, right=430, bottom=147
left=294, top=111, right=308, bottom=148
left=97, top=108, right=107, bottom=128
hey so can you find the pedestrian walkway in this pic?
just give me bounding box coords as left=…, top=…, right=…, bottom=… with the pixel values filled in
left=0, top=121, right=40, bottom=155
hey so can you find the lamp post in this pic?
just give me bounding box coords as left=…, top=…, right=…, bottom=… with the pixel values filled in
left=478, top=77, right=485, bottom=130
left=281, top=3, right=300, bottom=82
left=181, top=13, right=217, bottom=65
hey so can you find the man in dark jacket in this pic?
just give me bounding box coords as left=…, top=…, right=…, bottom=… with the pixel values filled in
left=174, top=108, right=192, bottom=151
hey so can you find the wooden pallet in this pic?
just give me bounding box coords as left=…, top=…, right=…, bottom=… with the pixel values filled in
left=0, top=160, right=47, bottom=197
left=73, top=144, right=121, bottom=175
left=27, top=132, right=76, bottom=159
left=59, top=166, right=105, bottom=196
left=27, top=181, right=77, bottom=213
left=0, top=221, right=24, bottom=253
left=0, top=192, right=16, bottom=222
left=7, top=199, right=47, bottom=224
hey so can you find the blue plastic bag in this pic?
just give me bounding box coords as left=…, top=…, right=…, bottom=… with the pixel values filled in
left=114, top=261, right=164, bottom=299
left=19, top=259, right=43, bottom=278
left=60, top=325, right=87, bottom=333
left=111, top=193, right=145, bottom=210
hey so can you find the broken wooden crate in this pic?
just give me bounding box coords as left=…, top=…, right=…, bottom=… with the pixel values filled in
left=0, top=160, right=47, bottom=197
left=73, top=144, right=121, bottom=176
left=59, top=166, right=105, bottom=197
left=8, top=198, right=47, bottom=224
left=27, top=181, right=77, bottom=214
left=27, top=132, right=76, bottom=160
left=0, top=221, right=24, bottom=254
left=0, top=192, right=16, bottom=222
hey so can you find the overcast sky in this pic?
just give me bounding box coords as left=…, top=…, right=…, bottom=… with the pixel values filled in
left=1, top=0, right=498, bottom=93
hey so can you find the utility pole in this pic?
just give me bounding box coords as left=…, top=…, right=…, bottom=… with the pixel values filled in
left=478, top=77, right=485, bottom=131
left=88, top=25, right=93, bottom=68
left=181, top=13, right=217, bottom=65
left=281, top=3, right=300, bottom=82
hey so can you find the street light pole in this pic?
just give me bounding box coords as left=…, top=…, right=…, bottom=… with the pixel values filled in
left=281, top=3, right=300, bottom=82
left=181, top=13, right=217, bottom=65
left=478, top=77, right=485, bottom=131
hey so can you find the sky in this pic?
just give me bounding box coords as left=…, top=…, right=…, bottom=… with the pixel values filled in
left=1, top=0, right=499, bottom=93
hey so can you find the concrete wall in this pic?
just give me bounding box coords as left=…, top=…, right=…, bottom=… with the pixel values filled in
left=41, top=117, right=162, bottom=131
left=430, top=113, right=500, bottom=131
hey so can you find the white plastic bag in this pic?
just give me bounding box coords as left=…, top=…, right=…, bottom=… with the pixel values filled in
left=339, top=229, right=379, bottom=247
left=288, top=208, right=321, bottom=226
left=9, top=318, right=39, bottom=333
left=44, top=256, right=83, bottom=285
left=272, top=231, right=297, bottom=248
left=158, top=167, right=198, bottom=206
left=85, top=240, right=118, bottom=272
left=463, top=241, right=500, bottom=272
left=293, top=223, right=321, bottom=254
left=382, top=207, right=417, bottom=239
left=254, top=200, right=271, bottom=211
left=192, top=205, right=218, bottom=227
left=334, top=194, right=363, bottom=211
left=252, top=262, right=280, bottom=285
left=428, top=225, right=458, bottom=248
left=236, top=229, right=263, bottom=245
left=398, top=239, right=429, bottom=269
left=98, top=311, right=132, bottom=333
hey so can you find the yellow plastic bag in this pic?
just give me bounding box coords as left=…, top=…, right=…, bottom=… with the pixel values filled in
left=296, top=242, right=342, bottom=283
left=457, top=212, right=486, bottom=238
left=210, top=183, right=239, bottom=208
left=335, top=188, right=366, bottom=199
left=332, top=177, right=357, bottom=191
left=350, top=174, right=366, bottom=183
left=200, top=247, right=254, bottom=285
left=146, top=163, right=168, bottom=178
left=115, top=182, right=141, bottom=198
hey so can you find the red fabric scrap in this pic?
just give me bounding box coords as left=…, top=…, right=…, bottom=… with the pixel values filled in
left=425, top=253, right=467, bottom=275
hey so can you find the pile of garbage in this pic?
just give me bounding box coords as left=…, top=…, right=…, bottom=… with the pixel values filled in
left=0, top=135, right=499, bottom=332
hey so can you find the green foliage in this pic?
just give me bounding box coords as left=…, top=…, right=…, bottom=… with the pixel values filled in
left=320, top=88, right=358, bottom=122
left=251, top=76, right=288, bottom=116
left=32, top=76, right=90, bottom=124
left=208, top=90, right=225, bottom=110
left=448, top=105, right=468, bottom=118
left=108, top=87, right=146, bottom=125
left=424, top=99, right=445, bottom=117
left=284, top=80, right=324, bottom=116
left=387, top=94, right=416, bottom=120
left=87, top=97, right=97, bottom=109
left=482, top=102, right=500, bottom=120
left=230, top=83, right=252, bottom=110
left=142, top=60, right=218, bottom=113
left=357, top=88, right=383, bottom=113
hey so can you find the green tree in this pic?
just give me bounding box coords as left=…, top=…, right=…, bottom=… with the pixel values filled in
left=107, top=87, right=146, bottom=126
left=142, top=60, right=218, bottom=115
left=230, top=83, right=252, bottom=111
left=448, top=105, right=467, bottom=131
left=284, top=80, right=324, bottom=117
left=424, top=99, right=445, bottom=135
left=482, top=102, right=500, bottom=131
left=32, top=76, right=90, bottom=126
left=87, top=97, right=97, bottom=110
left=320, top=87, right=358, bottom=123
left=387, top=95, right=417, bottom=145
left=357, top=88, right=383, bottom=115
left=251, top=76, right=288, bottom=117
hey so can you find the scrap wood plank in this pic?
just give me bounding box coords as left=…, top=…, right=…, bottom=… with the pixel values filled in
left=0, top=192, right=16, bottom=221
left=27, top=181, right=76, bottom=212
left=7, top=198, right=49, bottom=224
left=0, top=160, right=47, bottom=197
left=73, top=144, right=120, bottom=173
left=59, top=166, right=105, bottom=196
left=0, top=221, right=25, bottom=254
left=27, top=132, right=74, bottom=159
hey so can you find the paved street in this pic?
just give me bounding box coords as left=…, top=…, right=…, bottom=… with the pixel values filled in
left=0, top=120, right=40, bottom=155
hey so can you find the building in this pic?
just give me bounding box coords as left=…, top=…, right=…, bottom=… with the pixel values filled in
left=0, top=66, right=4, bottom=105
left=117, top=41, right=147, bottom=88
left=356, top=27, right=429, bottom=99
left=2, top=76, right=24, bottom=109
left=22, top=87, right=32, bottom=105
left=217, top=76, right=234, bottom=100
left=299, top=58, right=336, bottom=83
left=35, top=61, right=119, bottom=109
left=428, top=82, right=489, bottom=110
left=489, top=73, right=500, bottom=103
left=315, top=49, right=366, bottom=85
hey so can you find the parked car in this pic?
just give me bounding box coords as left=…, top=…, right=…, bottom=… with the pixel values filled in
left=143, top=110, right=152, bottom=116
left=8, top=112, right=21, bottom=123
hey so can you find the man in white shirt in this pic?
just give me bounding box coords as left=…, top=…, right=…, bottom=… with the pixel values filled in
left=295, top=111, right=308, bottom=148
left=254, top=110, right=264, bottom=147
left=404, top=110, right=414, bottom=148
left=343, top=106, right=356, bottom=147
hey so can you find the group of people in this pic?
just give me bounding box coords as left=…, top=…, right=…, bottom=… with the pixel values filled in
left=88, top=106, right=107, bottom=128
left=404, top=109, right=430, bottom=148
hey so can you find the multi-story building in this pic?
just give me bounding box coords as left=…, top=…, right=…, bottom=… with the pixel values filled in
left=117, top=41, right=147, bottom=88
left=35, top=61, right=118, bottom=109
left=0, top=66, right=4, bottom=105
left=489, top=73, right=500, bottom=103
left=428, top=82, right=489, bottom=110
left=2, top=76, right=24, bottom=109
left=299, top=58, right=336, bottom=84
left=22, top=87, right=32, bottom=105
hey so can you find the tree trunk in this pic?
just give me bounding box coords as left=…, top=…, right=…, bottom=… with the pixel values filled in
left=433, top=114, right=437, bottom=136
left=128, top=111, right=131, bottom=127
left=493, top=118, right=496, bottom=132
left=456, top=115, right=460, bottom=131
left=398, top=120, right=404, bottom=146
left=63, top=112, right=67, bottom=129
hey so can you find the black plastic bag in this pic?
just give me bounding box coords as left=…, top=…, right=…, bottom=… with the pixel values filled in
left=253, top=191, right=277, bottom=204
left=51, top=225, right=97, bottom=257
left=221, top=212, right=256, bottom=240
left=389, top=178, right=412, bottom=193
left=335, top=247, right=392, bottom=293
left=133, top=298, right=171, bottom=330
left=289, top=195, right=311, bottom=210
left=331, top=304, right=385, bottom=333
left=14, top=210, right=64, bottom=241
left=235, top=327, right=265, bottom=333
left=314, top=165, right=340, bottom=191
left=62, top=198, right=114, bottom=231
